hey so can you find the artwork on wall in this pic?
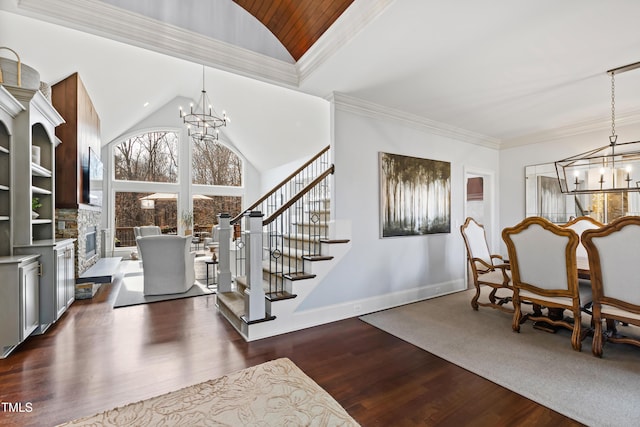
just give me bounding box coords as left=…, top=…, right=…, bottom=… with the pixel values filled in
left=379, top=152, right=451, bottom=237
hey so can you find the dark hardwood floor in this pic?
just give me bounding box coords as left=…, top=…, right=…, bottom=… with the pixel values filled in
left=0, top=279, right=582, bottom=426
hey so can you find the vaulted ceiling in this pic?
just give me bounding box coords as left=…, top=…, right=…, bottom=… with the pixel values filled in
left=232, top=0, right=355, bottom=61
left=2, top=0, right=640, bottom=172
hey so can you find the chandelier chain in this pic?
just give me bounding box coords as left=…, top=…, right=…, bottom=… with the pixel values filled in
left=611, top=71, right=616, bottom=138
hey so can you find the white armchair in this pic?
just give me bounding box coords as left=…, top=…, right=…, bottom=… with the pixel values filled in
left=133, top=226, right=162, bottom=260
left=133, top=225, right=162, bottom=238
left=137, top=235, right=195, bottom=296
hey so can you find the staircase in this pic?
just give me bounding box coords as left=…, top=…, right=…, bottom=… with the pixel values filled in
left=215, top=146, right=351, bottom=341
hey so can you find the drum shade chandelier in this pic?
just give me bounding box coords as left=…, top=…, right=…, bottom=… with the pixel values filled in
left=179, top=65, right=229, bottom=142
left=556, top=61, right=640, bottom=194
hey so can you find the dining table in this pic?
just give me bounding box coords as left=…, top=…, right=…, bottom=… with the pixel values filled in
left=576, top=256, right=590, bottom=280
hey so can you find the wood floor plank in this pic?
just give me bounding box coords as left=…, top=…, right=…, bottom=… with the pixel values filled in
left=0, top=281, right=582, bottom=426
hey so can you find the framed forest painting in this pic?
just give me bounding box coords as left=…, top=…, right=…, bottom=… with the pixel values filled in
left=379, top=152, right=451, bottom=237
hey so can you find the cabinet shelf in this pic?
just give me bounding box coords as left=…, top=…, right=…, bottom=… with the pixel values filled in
left=32, top=186, right=52, bottom=195
left=0, top=146, right=8, bottom=155
left=32, top=219, right=52, bottom=225
left=31, top=163, right=52, bottom=177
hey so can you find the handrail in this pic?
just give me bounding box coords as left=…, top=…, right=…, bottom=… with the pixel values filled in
left=231, top=145, right=330, bottom=224
left=264, top=165, right=334, bottom=225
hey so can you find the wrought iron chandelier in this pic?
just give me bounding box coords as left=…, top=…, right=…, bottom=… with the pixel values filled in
left=556, top=61, right=640, bottom=194
left=179, top=65, right=229, bottom=142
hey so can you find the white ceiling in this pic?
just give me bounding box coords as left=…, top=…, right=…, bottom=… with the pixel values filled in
left=2, top=0, right=640, bottom=171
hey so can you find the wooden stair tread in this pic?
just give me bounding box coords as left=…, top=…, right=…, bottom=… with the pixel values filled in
left=320, top=238, right=350, bottom=244
left=284, top=272, right=316, bottom=281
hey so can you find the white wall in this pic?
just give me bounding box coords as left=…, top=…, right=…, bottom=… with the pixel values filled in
left=297, top=98, right=501, bottom=311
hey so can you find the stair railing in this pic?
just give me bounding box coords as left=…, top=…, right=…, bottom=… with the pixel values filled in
left=230, top=145, right=331, bottom=279
left=231, top=145, right=330, bottom=225
left=263, top=165, right=334, bottom=294
left=216, top=145, right=334, bottom=322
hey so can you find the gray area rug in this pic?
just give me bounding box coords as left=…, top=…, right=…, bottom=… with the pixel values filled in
left=360, top=288, right=640, bottom=427
left=113, top=261, right=214, bottom=308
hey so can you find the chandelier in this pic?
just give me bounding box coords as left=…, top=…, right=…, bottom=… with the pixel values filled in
left=179, top=65, right=229, bottom=142
left=555, top=61, right=640, bottom=194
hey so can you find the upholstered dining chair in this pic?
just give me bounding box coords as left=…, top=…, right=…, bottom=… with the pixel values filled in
left=502, top=216, right=592, bottom=351
left=137, top=235, right=195, bottom=295
left=582, top=216, right=640, bottom=357
left=562, top=216, right=603, bottom=260
left=460, top=217, right=512, bottom=313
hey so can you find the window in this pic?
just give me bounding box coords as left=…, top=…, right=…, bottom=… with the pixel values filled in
left=114, top=192, right=177, bottom=247
left=192, top=140, right=242, bottom=186
left=111, top=130, right=244, bottom=251
left=114, top=131, right=179, bottom=182
left=193, top=195, right=243, bottom=233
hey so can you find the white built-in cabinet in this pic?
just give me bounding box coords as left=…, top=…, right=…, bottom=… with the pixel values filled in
left=0, top=254, right=40, bottom=358
left=0, top=86, right=23, bottom=257
left=15, top=239, right=75, bottom=333
left=0, top=82, right=71, bottom=353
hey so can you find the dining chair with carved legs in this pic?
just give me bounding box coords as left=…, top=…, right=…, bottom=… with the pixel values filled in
left=460, top=217, right=512, bottom=313
left=582, top=216, right=640, bottom=358
left=502, top=216, right=592, bottom=351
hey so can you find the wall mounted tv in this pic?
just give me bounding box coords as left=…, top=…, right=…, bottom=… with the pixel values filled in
left=83, top=147, right=103, bottom=207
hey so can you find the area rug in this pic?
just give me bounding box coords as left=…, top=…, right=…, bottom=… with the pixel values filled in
left=112, top=261, right=214, bottom=308
left=360, top=288, right=640, bottom=427
left=56, top=358, right=360, bottom=427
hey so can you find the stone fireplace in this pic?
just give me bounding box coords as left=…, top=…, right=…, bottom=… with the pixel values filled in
left=56, top=206, right=102, bottom=283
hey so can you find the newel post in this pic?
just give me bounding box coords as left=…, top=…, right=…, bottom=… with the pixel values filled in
left=244, top=211, right=266, bottom=321
left=216, top=213, right=232, bottom=293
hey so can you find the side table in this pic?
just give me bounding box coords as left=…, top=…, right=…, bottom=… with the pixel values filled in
left=204, top=259, right=218, bottom=289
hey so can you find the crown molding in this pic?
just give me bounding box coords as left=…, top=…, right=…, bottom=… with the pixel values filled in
left=31, top=89, right=64, bottom=126
left=500, top=108, right=640, bottom=149
left=297, top=0, right=395, bottom=85
left=329, top=92, right=501, bottom=149
left=0, top=86, right=25, bottom=118
left=14, top=0, right=299, bottom=87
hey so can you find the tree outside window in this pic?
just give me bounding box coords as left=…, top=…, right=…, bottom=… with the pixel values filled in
left=192, top=140, right=241, bottom=186
left=114, top=131, right=179, bottom=182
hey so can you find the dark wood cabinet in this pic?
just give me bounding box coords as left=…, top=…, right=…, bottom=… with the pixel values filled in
left=52, top=73, right=101, bottom=208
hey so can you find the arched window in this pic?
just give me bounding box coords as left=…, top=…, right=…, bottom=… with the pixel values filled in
left=111, top=130, right=244, bottom=249
left=114, top=131, right=179, bottom=182
left=191, top=140, right=243, bottom=233
left=191, top=140, right=242, bottom=186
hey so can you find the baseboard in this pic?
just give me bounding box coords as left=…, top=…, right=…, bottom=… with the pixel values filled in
left=245, top=278, right=465, bottom=341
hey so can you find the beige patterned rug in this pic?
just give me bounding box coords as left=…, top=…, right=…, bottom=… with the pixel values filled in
left=57, top=358, right=359, bottom=426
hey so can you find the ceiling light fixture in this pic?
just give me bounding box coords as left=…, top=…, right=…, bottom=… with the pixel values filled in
left=556, top=61, right=640, bottom=194
left=179, top=65, right=229, bottom=142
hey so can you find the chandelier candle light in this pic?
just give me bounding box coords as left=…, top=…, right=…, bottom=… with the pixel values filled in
left=556, top=61, right=640, bottom=194
left=179, top=65, right=229, bottom=142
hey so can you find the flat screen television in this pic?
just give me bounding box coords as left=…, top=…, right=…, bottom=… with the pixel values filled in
left=84, top=147, right=103, bottom=207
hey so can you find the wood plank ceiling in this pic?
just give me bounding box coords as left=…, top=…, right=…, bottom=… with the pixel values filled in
left=233, top=0, right=355, bottom=61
